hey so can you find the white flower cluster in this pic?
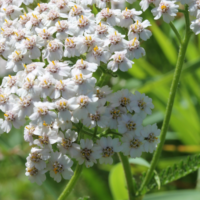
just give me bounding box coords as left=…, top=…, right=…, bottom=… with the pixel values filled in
left=138, top=0, right=200, bottom=35
left=0, top=0, right=161, bottom=185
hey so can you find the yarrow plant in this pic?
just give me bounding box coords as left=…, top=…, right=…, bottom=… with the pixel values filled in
left=0, top=0, right=196, bottom=199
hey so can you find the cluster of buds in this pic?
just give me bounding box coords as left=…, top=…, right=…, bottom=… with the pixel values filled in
left=0, top=0, right=163, bottom=185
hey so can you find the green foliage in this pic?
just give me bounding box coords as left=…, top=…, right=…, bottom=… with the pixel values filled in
left=109, top=163, right=128, bottom=200
left=143, top=190, right=200, bottom=200
left=78, top=196, right=90, bottom=200
left=141, top=154, right=200, bottom=194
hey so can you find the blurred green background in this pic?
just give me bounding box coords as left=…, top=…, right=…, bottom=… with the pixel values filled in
left=0, top=2, right=200, bottom=200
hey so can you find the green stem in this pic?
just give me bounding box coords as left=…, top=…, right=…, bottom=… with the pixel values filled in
left=82, top=129, right=99, bottom=139
left=139, top=5, right=192, bottom=194
left=1, top=55, right=7, bottom=61
left=107, top=131, right=122, bottom=136
left=97, top=70, right=106, bottom=87
left=118, top=153, right=136, bottom=200
left=93, top=125, right=98, bottom=139
left=169, top=22, right=182, bottom=44
left=58, top=164, right=83, bottom=200
left=21, top=3, right=28, bottom=13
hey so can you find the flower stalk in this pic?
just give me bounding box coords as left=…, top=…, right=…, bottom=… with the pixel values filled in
left=58, top=164, right=84, bottom=200
left=118, top=152, right=136, bottom=200
left=139, top=5, right=192, bottom=194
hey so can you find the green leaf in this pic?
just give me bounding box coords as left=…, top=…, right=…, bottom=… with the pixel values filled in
left=78, top=196, right=90, bottom=200
left=148, top=18, right=177, bottom=65
left=109, top=163, right=128, bottom=200
left=142, top=154, right=200, bottom=193
left=129, top=158, right=150, bottom=168
left=143, top=190, right=200, bottom=200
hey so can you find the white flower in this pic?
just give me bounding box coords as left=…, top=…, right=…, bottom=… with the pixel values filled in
left=17, top=76, right=41, bottom=99
left=96, top=8, right=120, bottom=26
left=58, top=118, right=73, bottom=131
left=71, top=72, right=96, bottom=95
left=33, top=129, right=59, bottom=150
left=86, top=46, right=111, bottom=65
left=43, top=39, right=63, bottom=61
left=72, top=59, right=98, bottom=75
left=29, top=102, right=57, bottom=125
left=45, top=61, right=71, bottom=79
left=0, top=37, right=11, bottom=58
left=17, top=36, right=43, bottom=59
left=55, top=97, right=79, bottom=121
left=151, top=0, right=179, bottom=23
left=75, top=139, right=101, bottom=168
left=57, top=130, right=80, bottom=157
left=18, top=13, right=31, bottom=27
left=104, top=106, right=126, bottom=129
left=2, top=5, right=23, bottom=19
left=25, top=165, right=47, bottom=185
left=52, top=20, right=73, bottom=40
left=118, top=114, right=143, bottom=135
left=25, top=13, right=44, bottom=32
left=0, top=92, right=15, bottom=112
left=3, top=0, right=23, bottom=7
left=13, top=95, right=34, bottom=119
left=18, top=62, right=45, bottom=78
left=73, top=93, right=98, bottom=120
left=140, top=0, right=160, bottom=11
left=141, top=124, right=160, bottom=153
left=1, top=110, right=25, bottom=133
left=126, top=38, right=146, bottom=59
left=108, top=89, right=135, bottom=112
left=105, top=31, right=126, bottom=53
left=7, top=50, right=31, bottom=72
left=95, top=22, right=115, bottom=39
left=35, top=27, right=55, bottom=45
left=76, top=34, right=104, bottom=54
left=131, top=91, right=154, bottom=118
left=24, top=123, right=36, bottom=145
left=43, top=8, right=68, bottom=27
left=119, top=7, right=142, bottom=28
left=38, top=74, right=55, bottom=98
left=96, top=0, right=119, bottom=9
left=71, top=15, right=96, bottom=36
left=83, top=106, right=109, bottom=128
left=1, top=75, right=19, bottom=94
left=64, top=37, right=81, bottom=58
left=96, top=137, right=121, bottom=165
left=48, top=152, right=73, bottom=182
left=26, top=147, right=50, bottom=170
left=1, top=18, right=18, bottom=29
left=188, top=0, right=200, bottom=17
left=35, top=3, right=49, bottom=14
left=128, top=20, right=152, bottom=41
left=0, top=27, right=14, bottom=42
left=121, top=132, right=144, bottom=158
left=190, top=18, right=200, bottom=35
left=35, top=120, right=59, bottom=136
left=23, top=0, right=34, bottom=5
left=94, top=85, right=112, bottom=106
left=107, top=50, right=134, bottom=72
left=68, top=4, right=90, bottom=19
left=51, top=79, right=78, bottom=99
left=78, top=0, right=95, bottom=7
left=55, top=0, right=71, bottom=13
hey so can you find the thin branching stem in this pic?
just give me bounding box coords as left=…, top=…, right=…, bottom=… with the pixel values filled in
left=57, top=164, right=83, bottom=200
left=169, top=22, right=182, bottom=44
left=118, top=153, right=136, bottom=200
left=139, top=5, right=192, bottom=194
